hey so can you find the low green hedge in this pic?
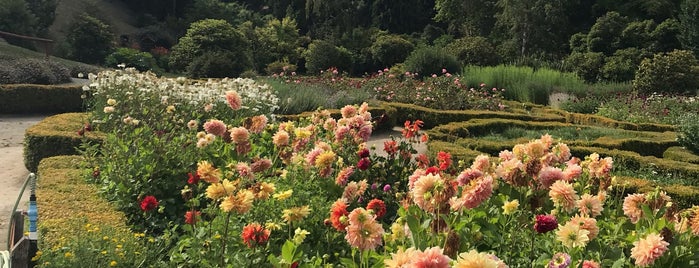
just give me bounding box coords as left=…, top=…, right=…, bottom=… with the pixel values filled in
left=0, top=84, right=84, bottom=113
left=664, top=146, right=699, bottom=164
left=428, top=119, right=678, bottom=157
left=614, top=175, right=699, bottom=209
left=36, top=155, right=130, bottom=249
left=24, top=113, right=103, bottom=172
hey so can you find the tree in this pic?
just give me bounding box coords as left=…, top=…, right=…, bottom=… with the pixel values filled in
left=446, top=36, right=499, bottom=66
left=66, top=14, right=114, bottom=64
left=169, top=19, right=251, bottom=77
left=494, top=0, right=571, bottom=57
left=0, top=0, right=37, bottom=47
left=679, top=0, right=699, bottom=56
left=26, top=0, right=57, bottom=34
left=434, top=0, right=497, bottom=36
left=587, top=11, right=629, bottom=55
left=372, top=0, right=435, bottom=34
left=633, top=50, right=699, bottom=95
left=370, top=34, right=415, bottom=68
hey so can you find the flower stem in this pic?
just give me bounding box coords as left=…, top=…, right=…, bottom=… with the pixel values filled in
left=221, top=211, right=232, bottom=267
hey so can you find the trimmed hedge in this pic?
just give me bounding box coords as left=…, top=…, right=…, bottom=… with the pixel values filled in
left=24, top=113, right=103, bottom=172
left=0, top=84, right=84, bottom=113
left=36, top=155, right=130, bottom=249
left=663, top=146, right=699, bottom=164
left=428, top=119, right=678, bottom=157
left=614, top=175, right=699, bottom=208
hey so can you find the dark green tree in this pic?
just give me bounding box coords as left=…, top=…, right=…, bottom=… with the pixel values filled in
left=434, top=0, right=497, bottom=36
left=26, top=0, right=57, bottom=34
left=0, top=0, right=37, bottom=47
left=372, top=0, right=435, bottom=34
left=446, top=36, right=499, bottom=66
left=66, top=14, right=114, bottom=64
left=495, top=0, right=571, bottom=57
left=633, top=49, right=699, bottom=95
left=587, top=11, right=629, bottom=55
left=370, top=34, right=415, bottom=68
left=679, top=0, right=699, bottom=56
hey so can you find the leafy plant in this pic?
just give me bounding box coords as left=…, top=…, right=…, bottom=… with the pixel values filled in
left=677, top=113, right=699, bottom=154
left=633, top=49, right=699, bottom=95
left=402, top=46, right=461, bottom=78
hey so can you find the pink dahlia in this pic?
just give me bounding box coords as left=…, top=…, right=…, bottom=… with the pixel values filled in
left=549, top=180, right=578, bottom=212
left=450, top=175, right=493, bottom=211
left=344, top=208, right=384, bottom=251
left=225, top=91, right=242, bottom=110
left=411, top=247, right=451, bottom=268
left=577, top=193, right=603, bottom=217
left=623, top=193, right=646, bottom=224
left=203, top=119, right=227, bottom=137
left=229, top=127, right=249, bottom=144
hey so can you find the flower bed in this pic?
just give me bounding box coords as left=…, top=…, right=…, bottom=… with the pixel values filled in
left=34, top=70, right=699, bottom=267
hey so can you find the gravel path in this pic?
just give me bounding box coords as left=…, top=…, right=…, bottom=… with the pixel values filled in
left=0, top=115, right=46, bottom=251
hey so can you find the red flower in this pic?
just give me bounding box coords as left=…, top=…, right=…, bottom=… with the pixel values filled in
left=534, top=214, right=558, bottom=234
left=437, top=151, right=452, bottom=171
left=241, top=223, right=270, bottom=248
left=357, top=158, right=371, bottom=170
left=330, top=199, right=349, bottom=231
left=402, top=120, right=424, bottom=139
left=187, top=172, right=200, bottom=184
left=366, top=199, right=386, bottom=218
left=185, top=210, right=201, bottom=225
left=357, top=148, right=370, bottom=158
left=140, top=196, right=159, bottom=212
left=383, top=140, right=398, bottom=156
left=425, top=166, right=440, bottom=175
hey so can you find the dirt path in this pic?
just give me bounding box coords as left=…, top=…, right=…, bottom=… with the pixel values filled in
left=0, top=115, right=46, bottom=251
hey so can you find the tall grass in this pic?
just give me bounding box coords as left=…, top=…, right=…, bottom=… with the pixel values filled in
left=461, top=65, right=586, bottom=104
left=260, top=78, right=371, bottom=115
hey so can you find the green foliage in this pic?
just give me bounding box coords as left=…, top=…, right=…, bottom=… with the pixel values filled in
left=677, top=113, right=699, bottom=154
left=600, top=48, right=651, bottom=82
left=569, top=32, right=588, bottom=53
left=620, top=19, right=655, bottom=49
left=0, top=57, right=70, bottom=84
left=185, top=0, right=252, bottom=26
left=264, top=61, right=297, bottom=76
left=187, top=50, right=247, bottom=78
left=596, top=92, right=699, bottom=125
left=564, top=52, right=605, bottom=82
left=402, top=46, right=461, bottom=77
left=633, top=50, right=699, bottom=95
left=26, top=0, right=57, bottom=33
left=679, top=0, right=699, bottom=56
left=446, top=36, right=499, bottom=66
left=0, top=84, right=83, bottom=114
left=0, top=0, right=37, bottom=47
left=650, top=19, right=682, bottom=52
left=461, top=65, right=586, bottom=104
left=105, top=48, right=159, bottom=72
left=587, top=11, right=628, bottom=55
left=170, top=19, right=251, bottom=78
left=559, top=96, right=604, bottom=114
left=370, top=34, right=415, bottom=68
left=66, top=14, right=114, bottom=64
left=303, top=40, right=352, bottom=74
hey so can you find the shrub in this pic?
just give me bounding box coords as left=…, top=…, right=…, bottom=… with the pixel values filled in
left=65, top=14, right=114, bottom=64
left=559, top=96, right=603, bottom=114
left=563, top=52, right=605, bottom=82
left=169, top=19, right=251, bottom=77
left=187, top=50, right=246, bottom=78
left=402, top=46, right=461, bottom=77
left=265, top=60, right=297, bottom=76
left=0, top=0, right=37, bottom=48
left=0, top=84, right=83, bottom=113
left=369, top=34, right=415, bottom=68
left=445, top=36, right=499, bottom=66
left=0, top=58, right=70, bottom=84
left=303, top=40, right=352, bottom=74
left=600, top=48, right=651, bottom=82
left=677, top=113, right=699, bottom=154
left=104, top=47, right=159, bottom=72
left=633, top=50, right=699, bottom=95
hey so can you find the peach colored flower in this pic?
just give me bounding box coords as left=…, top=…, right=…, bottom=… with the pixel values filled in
left=623, top=193, right=646, bottom=224
left=470, top=155, right=491, bottom=172
left=454, top=249, right=503, bottom=268
left=456, top=168, right=483, bottom=186
left=569, top=214, right=599, bottom=240
left=203, top=119, right=227, bottom=137
left=582, top=260, right=600, bottom=268
left=335, top=166, right=355, bottom=186
left=248, top=115, right=268, bottom=134
left=344, top=208, right=384, bottom=251
left=586, top=153, right=613, bottom=178
left=253, top=182, right=275, bottom=200
left=553, top=143, right=572, bottom=163
left=220, top=190, right=254, bottom=213
left=197, top=161, right=221, bottom=183
left=496, top=158, right=526, bottom=186
left=225, top=91, right=242, bottom=110
left=630, top=233, right=669, bottom=267
left=549, top=180, right=578, bottom=213
left=525, top=140, right=547, bottom=159
left=272, top=130, right=290, bottom=147
left=412, top=173, right=450, bottom=213
left=229, top=127, right=249, bottom=143
left=562, top=163, right=582, bottom=181
left=187, top=120, right=198, bottom=130
left=690, top=206, right=699, bottom=235
left=408, top=169, right=427, bottom=190
left=341, top=105, right=357, bottom=118
left=384, top=247, right=418, bottom=268
left=577, top=193, right=603, bottom=217
left=205, top=183, right=226, bottom=200
left=411, top=247, right=452, bottom=268
left=450, top=175, right=493, bottom=211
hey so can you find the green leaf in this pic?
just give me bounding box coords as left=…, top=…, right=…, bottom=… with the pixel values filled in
left=281, top=240, right=296, bottom=262
left=611, top=257, right=626, bottom=268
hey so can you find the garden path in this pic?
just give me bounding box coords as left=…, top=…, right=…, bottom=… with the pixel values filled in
left=0, top=115, right=46, bottom=251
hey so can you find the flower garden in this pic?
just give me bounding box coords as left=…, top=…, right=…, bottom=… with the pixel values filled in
left=26, top=68, right=699, bottom=267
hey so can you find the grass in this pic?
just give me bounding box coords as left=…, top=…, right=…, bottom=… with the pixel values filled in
left=0, top=41, right=100, bottom=73
left=477, top=126, right=657, bottom=143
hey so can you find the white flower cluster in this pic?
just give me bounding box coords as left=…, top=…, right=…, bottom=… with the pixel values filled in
left=84, top=68, right=279, bottom=114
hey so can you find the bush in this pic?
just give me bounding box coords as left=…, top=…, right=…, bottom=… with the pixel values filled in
left=265, top=60, right=297, bottom=76
left=677, top=113, right=699, bottom=154
left=445, top=36, right=499, bottom=66
left=303, top=40, right=352, bottom=74
left=186, top=50, right=246, bottom=78
left=559, top=96, right=603, bottom=114
left=0, top=58, right=70, bottom=84
left=402, top=46, right=461, bottom=77
left=633, top=50, right=699, bottom=95
left=169, top=19, right=251, bottom=77
left=600, top=48, right=651, bottom=82
left=369, top=34, right=415, bottom=68
left=0, top=84, right=83, bottom=113
left=564, top=52, right=605, bottom=82
left=65, top=14, right=114, bottom=64
left=105, top=47, right=159, bottom=72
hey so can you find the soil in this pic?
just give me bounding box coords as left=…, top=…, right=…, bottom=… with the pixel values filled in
left=0, top=115, right=46, bottom=251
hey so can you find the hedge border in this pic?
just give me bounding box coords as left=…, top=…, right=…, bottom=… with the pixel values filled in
left=0, top=84, right=84, bottom=113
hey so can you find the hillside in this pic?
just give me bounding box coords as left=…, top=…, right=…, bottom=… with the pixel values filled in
left=47, top=0, right=138, bottom=46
